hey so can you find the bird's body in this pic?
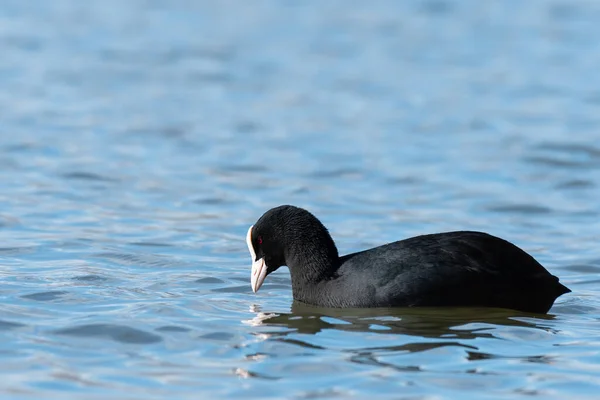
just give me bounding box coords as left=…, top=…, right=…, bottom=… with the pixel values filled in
left=293, top=231, right=568, bottom=313
left=247, top=205, right=570, bottom=314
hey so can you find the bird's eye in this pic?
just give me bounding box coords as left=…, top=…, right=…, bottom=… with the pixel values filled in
left=258, top=236, right=263, bottom=245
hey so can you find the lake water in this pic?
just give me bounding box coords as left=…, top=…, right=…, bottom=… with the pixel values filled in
left=1, top=0, right=599, bottom=398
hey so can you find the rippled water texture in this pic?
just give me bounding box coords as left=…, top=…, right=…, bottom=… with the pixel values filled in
left=1, top=0, right=600, bottom=398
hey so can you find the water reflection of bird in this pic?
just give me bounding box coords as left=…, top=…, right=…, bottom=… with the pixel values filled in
left=246, top=301, right=557, bottom=343
left=243, top=303, right=560, bottom=372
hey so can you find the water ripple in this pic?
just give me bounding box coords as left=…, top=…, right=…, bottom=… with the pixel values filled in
left=21, top=291, right=69, bottom=302
left=1, top=0, right=599, bottom=399
left=54, top=324, right=163, bottom=344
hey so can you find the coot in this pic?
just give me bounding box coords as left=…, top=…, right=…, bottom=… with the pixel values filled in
left=246, top=205, right=570, bottom=313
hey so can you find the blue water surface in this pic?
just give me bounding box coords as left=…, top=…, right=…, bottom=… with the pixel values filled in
left=1, top=0, right=600, bottom=398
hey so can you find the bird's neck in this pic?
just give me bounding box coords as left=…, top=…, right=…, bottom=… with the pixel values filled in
left=284, top=228, right=340, bottom=297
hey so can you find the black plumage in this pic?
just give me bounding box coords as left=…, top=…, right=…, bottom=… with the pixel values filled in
left=247, top=205, right=570, bottom=313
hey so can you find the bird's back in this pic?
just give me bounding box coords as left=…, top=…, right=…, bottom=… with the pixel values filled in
left=323, top=231, right=569, bottom=312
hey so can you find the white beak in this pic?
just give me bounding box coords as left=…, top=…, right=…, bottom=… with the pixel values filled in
left=247, top=225, right=267, bottom=293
